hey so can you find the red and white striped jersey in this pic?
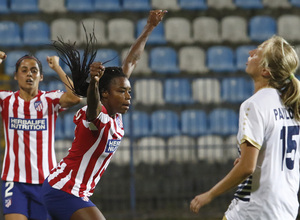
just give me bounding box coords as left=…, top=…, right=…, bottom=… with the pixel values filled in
left=0, top=90, right=64, bottom=184
left=48, top=105, right=124, bottom=197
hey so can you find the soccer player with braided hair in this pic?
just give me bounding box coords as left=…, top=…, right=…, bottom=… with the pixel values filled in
left=41, top=10, right=167, bottom=220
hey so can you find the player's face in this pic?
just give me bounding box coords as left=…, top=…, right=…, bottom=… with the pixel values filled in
left=105, top=77, right=131, bottom=116
left=245, top=44, right=265, bottom=78
left=14, top=59, right=43, bottom=92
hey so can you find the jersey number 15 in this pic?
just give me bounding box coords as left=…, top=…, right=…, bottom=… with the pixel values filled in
left=280, top=125, right=299, bottom=171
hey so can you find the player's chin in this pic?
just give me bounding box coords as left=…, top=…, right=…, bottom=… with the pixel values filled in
left=119, top=106, right=130, bottom=114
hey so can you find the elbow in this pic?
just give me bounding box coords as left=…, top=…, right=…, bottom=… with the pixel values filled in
left=244, top=168, right=255, bottom=177
left=73, top=96, right=81, bottom=105
left=241, top=164, right=255, bottom=178
left=68, top=96, right=81, bottom=106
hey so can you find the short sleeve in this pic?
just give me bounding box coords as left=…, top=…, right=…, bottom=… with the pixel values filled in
left=45, top=90, right=65, bottom=112
left=0, top=91, right=13, bottom=112
left=237, top=101, right=264, bottom=150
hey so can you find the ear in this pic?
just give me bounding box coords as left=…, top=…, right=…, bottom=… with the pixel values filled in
left=13, top=72, right=17, bottom=80
left=102, top=91, right=108, bottom=98
left=262, top=68, right=271, bottom=78
left=40, top=74, right=43, bottom=82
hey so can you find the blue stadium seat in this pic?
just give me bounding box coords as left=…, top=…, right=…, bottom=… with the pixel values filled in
left=35, top=49, right=59, bottom=76
left=289, top=0, right=300, bottom=7
left=151, top=110, right=180, bottom=137
left=0, top=21, right=22, bottom=47
left=131, top=111, right=150, bottom=137
left=181, top=109, right=207, bottom=136
left=209, top=108, right=238, bottom=135
left=164, top=78, right=193, bottom=104
left=66, top=0, right=94, bottom=12
left=64, top=112, right=76, bottom=139
left=207, top=46, right=236, bottom=72
left=234, top=0, right=263, bottom=9
left=221, top=77, right=254, bottom=103
left=249, top=16, right=277, bottom=42
left=123, top=0, right=151, bottom=11
left=95, top=49, right=120, bottom=67
left=39, top=81, right=48, bottom=91
left=48, top=81, right=66, bottom=92
left=4, top=50, right=29, bottom=76
left=178, top=0, right=207, bottom=10
left=122, top=112, right=130, bottom=136
left=136, top=18, right=166, bottom=45
left=23, top=21, right=50, bottom=46
left=55, top=116, right=64, bottom=140
left=235, top=45, right=256, bottom=71
left=94, top=0, right=121, bottom=11
left=149, top=47, right=180, bottom=74
left=10, top=0, right=39, bottom=13
left=0, top=0, right=9, bottom=14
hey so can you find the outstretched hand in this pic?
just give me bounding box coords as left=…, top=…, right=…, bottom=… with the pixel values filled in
left=147, top=9, right=168, bottom=27
left=90, top=62, right=105, bottom=82
left=190, top=191, right=213, bottom=214
left=0, top=51, right=7, bottom=64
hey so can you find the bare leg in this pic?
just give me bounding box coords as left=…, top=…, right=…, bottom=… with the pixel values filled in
left=70, top=206, right=106, bottom=220
left=5, top=214, right=27, bottom=220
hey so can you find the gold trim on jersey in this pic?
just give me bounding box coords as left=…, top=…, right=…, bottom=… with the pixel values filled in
left=240, top=135, right=261, bottom=150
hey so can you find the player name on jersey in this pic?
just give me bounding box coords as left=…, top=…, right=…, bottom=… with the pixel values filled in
left=273, top=107, right=294, bottom=120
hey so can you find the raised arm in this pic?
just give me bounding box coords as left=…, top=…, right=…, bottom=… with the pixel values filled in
left=122, top=9, right=167, bottom=78
left=86, top=62, right=105, bottom=121
left=47, top=56, right=81, bottom=108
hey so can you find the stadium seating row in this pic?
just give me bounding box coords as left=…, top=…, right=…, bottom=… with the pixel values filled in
left=40, top=77, right=254, bottom=105
left=124, top=108, right=238, bottom=137
left=55, top=133, right=238, bottom=164
left=6, top=43, right=300, bottom=76
left=1, top=15, right=300, bottom=48
left=1, top=0, right=299, bottom=14
left=56, top=108, right=239, bottom=139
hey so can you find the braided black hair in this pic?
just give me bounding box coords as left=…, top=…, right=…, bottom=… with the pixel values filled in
left=51, top=23, right=124, bottom=98
left=51, top=24, right=97, bottom=97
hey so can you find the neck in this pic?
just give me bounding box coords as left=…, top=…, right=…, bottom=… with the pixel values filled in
left=19, top=89, right=38, bottom=101
left=253, top=80, right=270, bottom=93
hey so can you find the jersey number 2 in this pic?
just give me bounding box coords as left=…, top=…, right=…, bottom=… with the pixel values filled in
left=280, top=125, right=299, bottom=171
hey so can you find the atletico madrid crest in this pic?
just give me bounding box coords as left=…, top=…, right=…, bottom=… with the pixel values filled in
left=5, top=198, right=12, bottom=208
left=34, top=101, right=43, bottom=111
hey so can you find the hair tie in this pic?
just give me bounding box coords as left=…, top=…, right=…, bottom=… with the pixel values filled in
left=290, top=73, right=295, bottom=80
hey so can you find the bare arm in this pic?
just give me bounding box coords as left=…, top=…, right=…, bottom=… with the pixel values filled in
left=86, top=62, right=105, bottom=121
left=190, top=141, right=259, bottom=213
left=0, top=51, right=7, bottom=65
left=122, top=9, right=167, bottom=78
left=47, top=56, right=81, bottom=108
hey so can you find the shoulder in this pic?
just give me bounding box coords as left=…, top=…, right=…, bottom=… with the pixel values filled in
left=241, top=88, right=280, bottom=110
left=0, top=90, right=14, bottom=98
left=43, top=90, right=65, bottom=99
